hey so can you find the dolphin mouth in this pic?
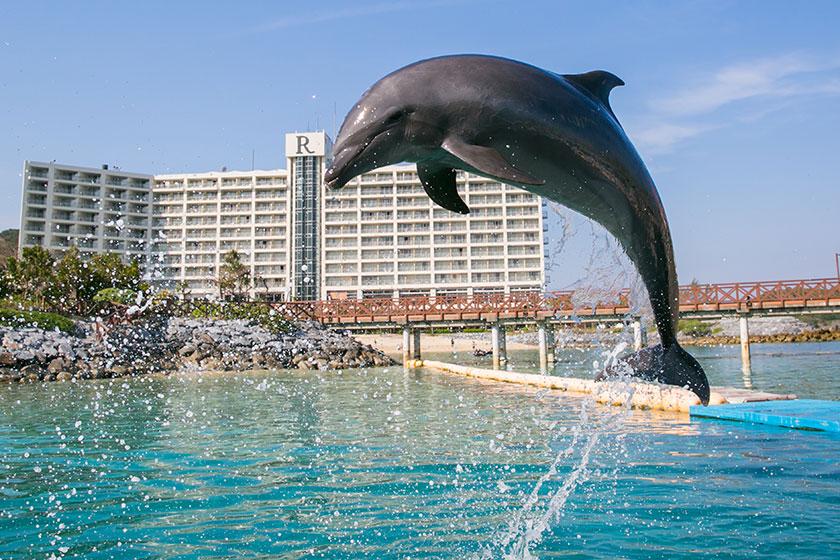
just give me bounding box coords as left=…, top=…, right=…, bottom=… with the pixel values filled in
left=324, top=142, right=367, bottom=190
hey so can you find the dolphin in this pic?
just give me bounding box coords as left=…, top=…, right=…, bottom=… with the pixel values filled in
left=324, top=54, right=710, bottom=404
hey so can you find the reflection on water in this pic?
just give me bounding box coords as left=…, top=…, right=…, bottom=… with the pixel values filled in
left=1, top=363, right=837, bottom=559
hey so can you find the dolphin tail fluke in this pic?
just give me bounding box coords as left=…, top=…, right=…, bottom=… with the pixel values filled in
left=601, top=343, right=710, bottom=405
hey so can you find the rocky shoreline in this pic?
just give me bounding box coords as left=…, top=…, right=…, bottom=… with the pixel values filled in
left=505, top=317, right=839, bottom=349
left=0, top=318, right=396, bottom=384
left=680, top=329, right=839, bottom=346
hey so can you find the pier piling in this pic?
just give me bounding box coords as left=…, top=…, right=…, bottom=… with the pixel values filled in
left=491, top=324, right=507, bottom=369
left=412, top=329, right=421, bottom=360
left=632, top=317, right=647, bottom=352
left=538, top=321, right=555, bottom=373
left=739, top=313, right=751, bottom=374
left=402, top=325, right=411, bottom=367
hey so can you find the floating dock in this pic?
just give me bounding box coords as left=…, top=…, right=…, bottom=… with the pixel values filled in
left=408, top=360, right=839, bottom=432
left=690, top=399, right=840, bottom=433
left=409, top=359, right=722, bottom=413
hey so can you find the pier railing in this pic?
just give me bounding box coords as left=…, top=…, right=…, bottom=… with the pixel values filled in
left=174, top=277, right=840, bottom=325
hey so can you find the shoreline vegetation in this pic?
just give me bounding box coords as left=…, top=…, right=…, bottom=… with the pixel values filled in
left=0, top=245, right=394, bottom=383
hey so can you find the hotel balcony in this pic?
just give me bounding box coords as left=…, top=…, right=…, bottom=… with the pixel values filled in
left=326, top=249, right=359, bottom=261
left=360, top=249, right=392, bottom=260
left=470, top=233, right=503, bottom=244
left=361, top=263, right=393, bottom=273
left=253, top=252, right=285, bottom=263
left=435, top=261, right=467, bottom=271
left=396, top=248, right=429, bottom=259
left=434, top=234, right=467, bottom=245
left=326, top=263, right=359, bottom=274
left=26, top=180, right=48, bottom=192
left=325, top=276, right=356, bottom=287
left=472, top=259, right=505, bottom=270
left=361, top=275, right=394, bottom=286
left=432, top=223, right=466, bottom=233
left=434, top=247, right=467, bottom=258
left=509, top=271, right=541, bottom=282
left=397, top=262, right=430, bottom=272
left=469, top=194, right=503, bottom=206
left=435, top=273, right=468, bottom=284
left=507, top=232, right=539, bottom=243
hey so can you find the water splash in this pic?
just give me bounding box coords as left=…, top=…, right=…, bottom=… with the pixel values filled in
left=483, top=343, right=637, bottom=560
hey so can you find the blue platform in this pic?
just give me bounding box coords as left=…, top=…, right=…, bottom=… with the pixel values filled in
left=690, top=399, right=840, bottom=433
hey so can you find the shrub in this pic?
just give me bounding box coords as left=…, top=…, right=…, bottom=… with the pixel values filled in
left=0, top=307, right=76, bottom=333
left=678, top=319, right=712, bottom=338
left=93, top=288, right=138, bottom=306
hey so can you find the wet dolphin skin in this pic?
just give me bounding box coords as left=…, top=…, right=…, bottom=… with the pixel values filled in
left=324, top=55, right=710, bottom=404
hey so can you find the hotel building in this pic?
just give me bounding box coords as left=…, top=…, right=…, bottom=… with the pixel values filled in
left=19, top=132, right=547, bottom=300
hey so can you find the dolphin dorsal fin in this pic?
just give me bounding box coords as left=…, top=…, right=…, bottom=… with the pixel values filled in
left=563, top=70, right=624, bottom=120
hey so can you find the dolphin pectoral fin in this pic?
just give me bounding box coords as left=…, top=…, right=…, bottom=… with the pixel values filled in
left=442, top=138, right=545, bottom=186
left=417, top=162, right=470, bottom=215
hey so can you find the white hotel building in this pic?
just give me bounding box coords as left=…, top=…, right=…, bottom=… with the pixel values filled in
left=19, top=132, right=547, bottom=300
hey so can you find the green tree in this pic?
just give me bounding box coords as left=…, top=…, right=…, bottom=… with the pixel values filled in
left=4, top=246, right=55, bottom=309
left=217, top=250, right=250, bottom=301
left=2, top=246, right=144, bottom=316
left=48, top=246, right=86, bottom=314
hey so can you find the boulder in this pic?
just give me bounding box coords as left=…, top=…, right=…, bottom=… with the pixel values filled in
left=20, top=364, right=44, bottom=379
left=47, top=357, right=65, bottom=373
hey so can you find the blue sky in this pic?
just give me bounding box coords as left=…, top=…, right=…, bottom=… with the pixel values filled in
left=1, top=0, right=838, bottom=287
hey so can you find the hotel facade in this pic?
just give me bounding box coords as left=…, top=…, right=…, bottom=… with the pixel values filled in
left=19, top=132, right=547, bottom=300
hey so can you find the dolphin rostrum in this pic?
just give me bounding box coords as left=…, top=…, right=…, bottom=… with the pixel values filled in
left=324, top=55, right=710, bottom=404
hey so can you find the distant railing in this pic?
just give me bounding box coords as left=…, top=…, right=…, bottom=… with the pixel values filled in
left=172, top=277, right=840, bottom=325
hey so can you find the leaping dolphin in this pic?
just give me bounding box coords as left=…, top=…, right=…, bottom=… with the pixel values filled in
left=324, top=55, right=710, bottom=404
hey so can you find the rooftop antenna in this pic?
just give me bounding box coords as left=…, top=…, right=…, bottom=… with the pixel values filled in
left=251, top=149, right=255, bottom=171
left=332, top=102, right=337, bottom=138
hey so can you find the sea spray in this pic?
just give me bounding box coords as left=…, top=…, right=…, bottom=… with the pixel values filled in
left=485, top=342, right=638, bottom=559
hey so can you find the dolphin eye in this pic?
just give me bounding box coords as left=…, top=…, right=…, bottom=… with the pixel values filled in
left=384, top=111, right=403, bottom=125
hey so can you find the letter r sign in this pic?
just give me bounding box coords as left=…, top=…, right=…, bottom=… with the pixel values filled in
left=285, top=132, right=327, bottom=157
left=296, top=135, right=315, bottom=155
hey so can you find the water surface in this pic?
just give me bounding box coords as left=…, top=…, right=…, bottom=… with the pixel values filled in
left=0, top=344, right=838, bottom=559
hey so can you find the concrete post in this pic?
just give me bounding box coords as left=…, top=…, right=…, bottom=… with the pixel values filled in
left=632, top=317, right=647, bottom=352
left=739, top=314, right=751, bottom=374
left=402, top=325, right=411, bottom=367
left=412, top=329, right=421, bottom=360
left=546, top=324, right=555, bottom=369
left=538, top=321, right=551, bottom=373
left=491, top=324, right=501, bottom=370
left=499, top=324, right=507, bottom=368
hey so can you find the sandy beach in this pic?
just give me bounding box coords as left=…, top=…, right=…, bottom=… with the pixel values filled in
left=354, top=332, right=537, bottom=358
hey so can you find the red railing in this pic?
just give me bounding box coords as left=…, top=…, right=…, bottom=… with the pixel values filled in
left=192, top=277, right=840, bottom=325
left=677, top=277, right=840, bottom=311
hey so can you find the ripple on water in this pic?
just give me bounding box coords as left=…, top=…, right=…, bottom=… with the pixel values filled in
left=0, top=361, right=837, bottom=559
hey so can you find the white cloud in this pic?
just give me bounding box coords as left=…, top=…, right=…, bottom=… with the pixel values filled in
left=633, top=52, right=840, bottom=154
left=632, top=123, right=714, bottom=154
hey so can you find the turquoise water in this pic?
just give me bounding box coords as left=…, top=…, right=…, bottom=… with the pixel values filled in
left=0, top=344, right=838, bottom=559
